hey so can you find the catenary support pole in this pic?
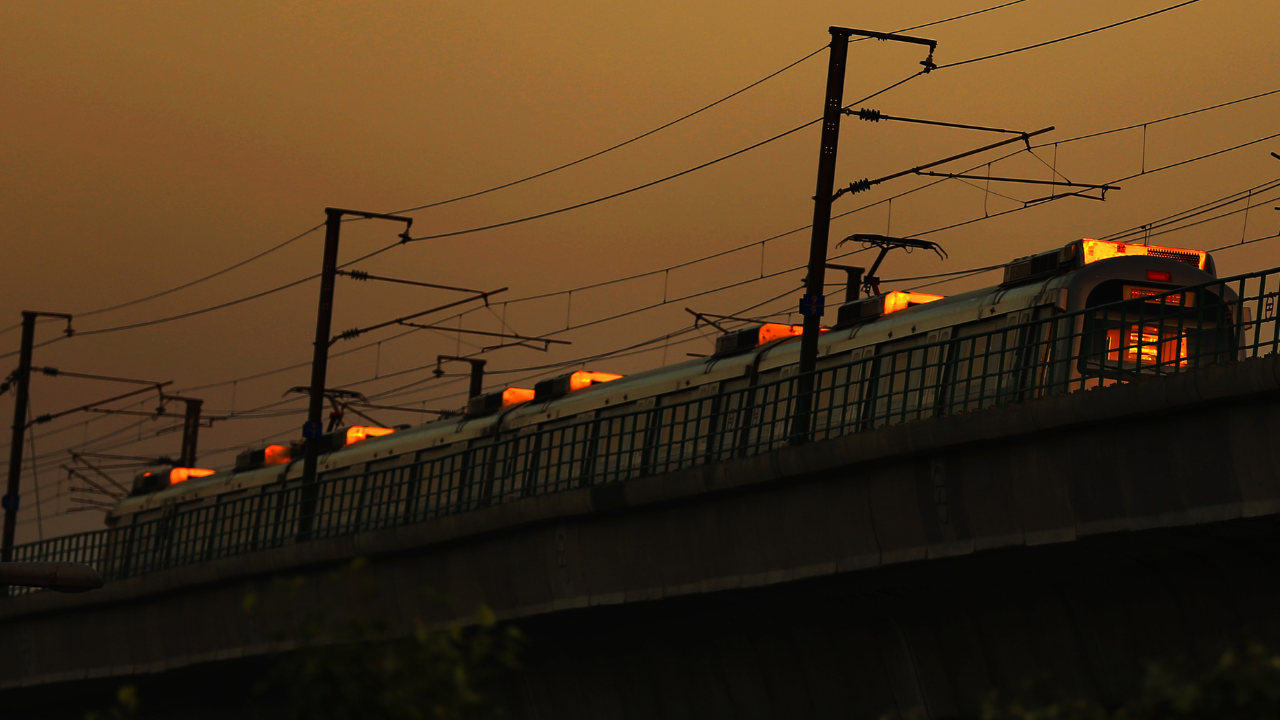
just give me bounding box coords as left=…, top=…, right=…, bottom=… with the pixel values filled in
left=2, top=312, right=37, bottom=562
left=298, top=209, right=345, bottom=540
left=792, top=27, right=854, bottom=443
left=178, top=397, right=203, bottom=468
left=298, top=208, right=412, bottom=541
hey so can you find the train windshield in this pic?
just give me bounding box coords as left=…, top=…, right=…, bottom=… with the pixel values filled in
left=1078, top=282, right=1235, bottom=376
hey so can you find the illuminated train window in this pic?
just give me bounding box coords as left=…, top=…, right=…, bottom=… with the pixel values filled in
left=1104, top=325, right=1188, bottom=367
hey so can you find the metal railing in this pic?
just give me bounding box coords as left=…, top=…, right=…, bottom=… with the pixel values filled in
left=12, top=267, right=1280, bottom=588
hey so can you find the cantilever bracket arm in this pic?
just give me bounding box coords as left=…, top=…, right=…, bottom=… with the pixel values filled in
left=914, top=171, right=1121, bottom=192
left=846, top=108, right=1024, bottom=136
left=330, top=288, right=509, bottom=346
left=396, top=321, right=569, bottom=351
left=328, top=207, right=414, bottom=242
left=837, top=26, right=938, bottom=72
left=832, top=126, right=1055, bottom=201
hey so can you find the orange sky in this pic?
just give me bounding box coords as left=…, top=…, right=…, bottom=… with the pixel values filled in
left=1, top=0, right=1277, bottom=543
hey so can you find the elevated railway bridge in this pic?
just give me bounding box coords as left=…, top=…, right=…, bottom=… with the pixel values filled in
left=6, top=261, right=1280, bottom=717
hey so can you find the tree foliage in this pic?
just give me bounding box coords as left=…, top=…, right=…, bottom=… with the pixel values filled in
left=979, top=643, right=1280, bottom=720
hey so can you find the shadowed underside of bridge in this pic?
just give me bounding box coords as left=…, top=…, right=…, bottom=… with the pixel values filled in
left=5, top=356, right=1280, bottom=718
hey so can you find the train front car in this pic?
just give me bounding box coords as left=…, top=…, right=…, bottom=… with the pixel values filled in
left=1003, top=238, right=1234, bottom=394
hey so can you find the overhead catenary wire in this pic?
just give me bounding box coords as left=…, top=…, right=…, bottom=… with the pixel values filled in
left=10, top=5, right=1278, bottom=499
left=936, top=0, right=1203, bottom=69
left=223, top=165, right=1280, bottom=422
left=124, top=85, right=1280, bottom=406
left=908, top=128, right=1280, bottom=240
left=15, top=49, right=1274, bottom=357
left=362, top=134, right=1280, bottom=405
left=0, top=0, right=1042, bottom=349
left=0, top=72, right=925, bottom=359
left=387, top=0, right=1037, bottom=216
left=1104, top=177, right=1280, bottom=242
left=19, top=223, right=1280, bottom=516
left=0, top=223, right=326, bottom=339
left=398, top=75, right=923, bottom=244
left=8, top=0, right=1243, bottom=361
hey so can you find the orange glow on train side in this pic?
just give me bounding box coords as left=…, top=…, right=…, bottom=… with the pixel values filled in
left=169, top=467, right=216, bottom=484
left=345, top=426, right=396, bottom=445
left=502, top=388, right=535, bottom=405
left=882, top=291, right=944, bottom=315
left=568, top=371, right=624, bottom=391
left=263, top=444, right=291, bottom=466
left=1080, top=239, right=1207, bottom=270
left=757, top=324, right=802, bottom=344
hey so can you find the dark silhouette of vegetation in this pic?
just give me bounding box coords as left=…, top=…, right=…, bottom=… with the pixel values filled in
left=977, top=643, right=1280, bottom=720
left=84, top=558, right=523, bottom=720
left=84, top=684, right=139, bottom=720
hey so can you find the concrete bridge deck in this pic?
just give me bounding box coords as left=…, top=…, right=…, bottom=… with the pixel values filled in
left=4, top=353, right=1280, bottom=717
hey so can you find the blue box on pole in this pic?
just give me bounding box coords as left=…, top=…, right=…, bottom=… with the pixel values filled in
left=799, top=294, right=825, bottom=317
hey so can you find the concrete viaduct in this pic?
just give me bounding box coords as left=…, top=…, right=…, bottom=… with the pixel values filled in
left=5, top=355, right=1280, bottom=718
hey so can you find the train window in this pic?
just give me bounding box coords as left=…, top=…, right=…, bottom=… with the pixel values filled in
left=650, top=385, right=718, bottom=473
left=414, top=445, right=466, bottom=519
left=533, top=415, right=594, bottom=494
left=869, top=336, right=932, bottom=426
left=588, top=399, right=651, bottom=483
left=1078, top=288, right=1233, bottom=377
left=812, top=351, right=852, bottom=439
left=360, top=455, right=414, bottom=529
left=944, top=319, right=1006, bottom=414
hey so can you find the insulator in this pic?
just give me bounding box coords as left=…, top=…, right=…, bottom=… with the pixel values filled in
left=339, top=328, right=363, bottom=340
left=349, top=270, right=369, bottom=281
left=857, top=108, right=882, bottom=122
left=40, top=366, right=58, bottom=376
left=847, top=179, right=873, bottom=195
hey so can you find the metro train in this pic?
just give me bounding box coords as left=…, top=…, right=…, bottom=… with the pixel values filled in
left=107, top=237, right=1237, bottom=529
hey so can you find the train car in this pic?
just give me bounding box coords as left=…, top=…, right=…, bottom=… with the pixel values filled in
left=104, top=237, right=1235, bottom=557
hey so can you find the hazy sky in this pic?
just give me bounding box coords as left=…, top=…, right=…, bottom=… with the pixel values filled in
left=1, top=0, right=1277, bottom=543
